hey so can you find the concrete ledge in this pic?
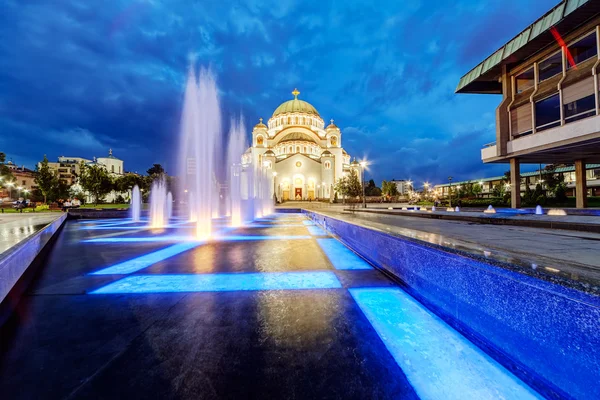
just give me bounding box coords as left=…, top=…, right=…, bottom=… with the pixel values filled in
left=0, top=214, right=67, bottom=324
left=67, top=209, right=130, bottom=219
left=306, top=210, right=600, bottom=400
left=347, top=208, right=600, bottom=233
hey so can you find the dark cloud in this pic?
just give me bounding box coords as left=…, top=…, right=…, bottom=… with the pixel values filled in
left=1, top=0, right=556, bottom=184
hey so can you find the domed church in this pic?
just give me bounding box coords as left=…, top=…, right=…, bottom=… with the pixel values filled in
left=243, top=89, right=361, bottom=201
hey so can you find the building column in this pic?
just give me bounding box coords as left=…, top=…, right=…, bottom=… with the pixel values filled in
left=510, top=158, right=521, bottom=209
left=575, top=160, right=588, bottom=208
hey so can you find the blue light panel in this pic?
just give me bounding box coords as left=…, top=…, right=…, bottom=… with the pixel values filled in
left=84, top=235, right=312, bottom=243
left=316, top=239, right=372, bottom=270
left=90, top=242, right=203, bottom=275
left=349, top=288, right=541, bottom=400
left=302, top=220, right=314, bottom=226
left=307, top=225, right=327, bottom=236
left=90, top=271, right=342, bottom=294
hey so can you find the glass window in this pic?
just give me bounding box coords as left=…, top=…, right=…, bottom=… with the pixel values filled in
left=539, top=52, right=562, bottom=82
left=564, top=94, right=595, bottom=123
left=515, top=67, right=534, bottom=93
left=568, top=32, right=597, bottom=68
left=535, top=93, right=561, bottom=130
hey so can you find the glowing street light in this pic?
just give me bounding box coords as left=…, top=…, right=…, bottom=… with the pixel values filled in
left=359, top=160, right=368, bottom=208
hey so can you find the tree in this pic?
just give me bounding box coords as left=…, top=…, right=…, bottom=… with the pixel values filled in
left=364, top=179, right=382, bottom=196
left=147, top=164, right=165, bottom=177
left=34, top=155, right=55, bottom=203
left=347, top=170, right=362, bottom=198
left=79, top=163, right=114, bottom=205
left=334, top=176, right=349, bottom=203
left=381, top=180, right=399, bottom=199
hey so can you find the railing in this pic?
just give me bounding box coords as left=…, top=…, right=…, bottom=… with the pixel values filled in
left=482, top=142, right=496, bottom=148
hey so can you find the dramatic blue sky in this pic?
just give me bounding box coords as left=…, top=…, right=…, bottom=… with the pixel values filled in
left=1, top=0, right=558, bottom=185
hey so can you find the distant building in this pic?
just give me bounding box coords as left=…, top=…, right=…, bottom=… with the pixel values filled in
left=434, top=164, right=600, bottom=198
left=0, top=162, right=38, bottom=200
left=45, top=149, right=125, bottom=203
left=456, top=1, right=600, bottom=207
left=245, top=89, right=360, bottom=201
left=47, top=157, right=91, bottom=186
left=389, top=179, right=411, bottom=196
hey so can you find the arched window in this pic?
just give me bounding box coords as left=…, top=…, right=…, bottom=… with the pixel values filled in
left=296, top=146, right=300, bottom=153
left=288, top=117, right=291, bottom=124
left=324, top=161, right=331, bottom=169
left=303, top=146, right=307, bottom=153
left=330, top=136, right=338, bottom=146
left=257, top=136, right=264, bottom=146
left=288, top=146, right=292, bottom=153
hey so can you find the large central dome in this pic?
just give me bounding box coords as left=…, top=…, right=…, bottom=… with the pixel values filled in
left=272, top=88, right=320, bottom=117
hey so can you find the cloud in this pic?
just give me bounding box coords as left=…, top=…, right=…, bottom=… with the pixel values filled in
left=0, top=0, right=558, bottom=185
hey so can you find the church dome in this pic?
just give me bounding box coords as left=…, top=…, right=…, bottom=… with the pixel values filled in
left=254, top=118, right=267, bottom=129
left=272, top=89, right=320, bottom=117
left=263, top=150, right=275, bottom=156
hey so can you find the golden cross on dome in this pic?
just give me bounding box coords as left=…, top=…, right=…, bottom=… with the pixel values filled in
left=292, top=88, right=300, bottom=99
left=330, top=119, right=334, bottom=124
left=259, top=118, right=263, bottom=123
left=109, top=148, right=112, bottom=156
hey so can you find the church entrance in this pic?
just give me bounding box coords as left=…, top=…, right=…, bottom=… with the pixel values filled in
left=294, top=188, right=302, bottom=200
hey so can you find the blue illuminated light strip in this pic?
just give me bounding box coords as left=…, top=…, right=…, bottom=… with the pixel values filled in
left=302, top=220, right=314, bottom=226
left=84, top=235, right=312, bottom=243
left=307, top=225, right=327, bottom=236
left=90, top=242, right=203, bottom=275
left=316, top=238, right=372, bottom=270
left=90, top=271, right=342, bottom=294
left=349, top=288, right=541, bottom=400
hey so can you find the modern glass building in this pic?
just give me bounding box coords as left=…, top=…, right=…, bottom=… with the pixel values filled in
left=457, top=0, right=600, bottom=207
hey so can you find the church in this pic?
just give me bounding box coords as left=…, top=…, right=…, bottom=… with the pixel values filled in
left=242, top=89, right=360, bottom=201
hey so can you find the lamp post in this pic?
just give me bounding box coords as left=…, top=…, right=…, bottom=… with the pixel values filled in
left=17, top=186, right=23, bottom=199
left=448, top=176, right=453, bottom=207
left=360, top=161, right=367, bottom=208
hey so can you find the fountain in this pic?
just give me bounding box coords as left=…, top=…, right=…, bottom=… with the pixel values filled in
left=484, top=205, right=496, bottom=214
left=535, top=205, right=543, bottom=215
left=166, top=192, right=173, bottom=220
left=226, top=117, right=247, bottom=227
left=131, top=185, right=141, bottom=222
left=149, top=177, right=168, bottom=228
left=178, top=66, right=220, bottom=239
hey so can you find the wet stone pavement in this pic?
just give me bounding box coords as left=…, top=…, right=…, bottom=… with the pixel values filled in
left=0, top=213, right=541, bottom=399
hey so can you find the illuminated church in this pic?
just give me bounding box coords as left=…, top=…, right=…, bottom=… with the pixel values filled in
left=243, top=89, right=360, bottom=201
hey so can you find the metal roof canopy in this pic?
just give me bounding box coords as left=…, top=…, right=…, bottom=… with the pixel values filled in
left=456, top=0, right=600, bottom=94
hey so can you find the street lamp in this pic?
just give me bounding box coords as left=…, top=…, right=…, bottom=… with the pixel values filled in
left=359, top=161, right=367, bottom=208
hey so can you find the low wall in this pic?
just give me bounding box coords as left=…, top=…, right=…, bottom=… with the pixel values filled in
left=0, top=214, right=67, bottom=324
left=305, top=210, right=600, bottom=400
left=67, top=209, right=130, bottom=219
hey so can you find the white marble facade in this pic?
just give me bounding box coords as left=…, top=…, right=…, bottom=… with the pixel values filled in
left=244, top=89, right=360, bottom=201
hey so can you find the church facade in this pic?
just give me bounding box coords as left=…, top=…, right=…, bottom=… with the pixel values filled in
left=242, top=89, right=360, bottom=201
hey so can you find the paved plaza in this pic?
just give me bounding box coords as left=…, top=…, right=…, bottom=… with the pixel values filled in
left=0, top=213, right=541, bottom=399
left=0, top=213, right=63, bottom=255
left=316, top=209, right=600, bottom=287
